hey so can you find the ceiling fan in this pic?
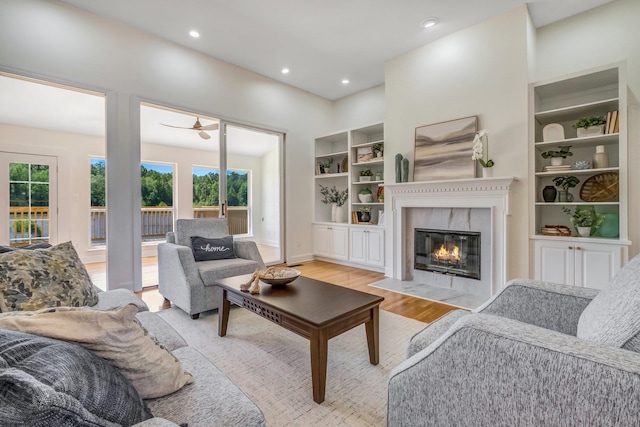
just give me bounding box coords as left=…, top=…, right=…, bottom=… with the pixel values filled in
left=160, top=117, right=219, bottom=140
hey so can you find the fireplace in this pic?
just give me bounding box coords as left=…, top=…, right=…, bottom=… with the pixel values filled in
left=414, top=228, right=481, bottom=280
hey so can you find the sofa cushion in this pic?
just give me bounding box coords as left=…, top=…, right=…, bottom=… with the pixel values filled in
left=577, top=254, right=640, bottom=351
left=191, top=235, right=236, bottom=261
left=0, top=328, right=152, bottom=426
left=175, top=218, right=229, bottom=249
left=0, top=242, right=52, bottom=253
left=0, top=304, right=193, bottom=399
left=0, top=241, right=99, bottom=312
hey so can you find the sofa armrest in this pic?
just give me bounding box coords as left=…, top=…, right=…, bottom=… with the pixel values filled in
left=388, top=313, right=640, bottom=427
left=476, top=278, right=599, bottom=335
left=234, top=241, right=266, bottom=269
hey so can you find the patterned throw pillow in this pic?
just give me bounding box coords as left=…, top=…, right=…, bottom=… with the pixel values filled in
left=191, top=235, right=236, bottom=261
left=0, top=241, right=99, bottom=312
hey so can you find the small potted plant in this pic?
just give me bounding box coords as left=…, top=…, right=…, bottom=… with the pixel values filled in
left=372, top=143, right=384, bottom=158
left=562, top=205, right=604, bottom=237
left=574, top=116, right=606, bottom=138
left=552, top=175, right=580, bottom=202
left=319, top=184, right=348, bottom=222
left=319, top=157, right=333, bottom=174
left=358, top=187, right=374, bottom=203
left=359, top=168, right=373, bottom=182
left=542, top=145, right=573, bottom=166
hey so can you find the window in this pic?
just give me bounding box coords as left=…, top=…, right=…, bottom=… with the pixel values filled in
left=9, top=162, right=50, bottom=246
left=90, top=158, right=106, bottom=245
left=141, top=163, right=174, bottom=241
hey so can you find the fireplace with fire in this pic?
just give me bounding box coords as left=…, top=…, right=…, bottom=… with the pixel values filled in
left=414, top=228, right=481, bottom=280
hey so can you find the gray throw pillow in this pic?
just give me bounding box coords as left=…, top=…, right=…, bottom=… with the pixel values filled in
left=577, top=253, right=640, bottom=352
left=0, top=328, right=152, bottom=426
left=0, top=243, right=52, bottom=254
left=191, top=235, right=236, bottom=261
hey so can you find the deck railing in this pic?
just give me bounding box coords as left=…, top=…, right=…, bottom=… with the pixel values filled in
left=9, top=206, right=49, bottom=246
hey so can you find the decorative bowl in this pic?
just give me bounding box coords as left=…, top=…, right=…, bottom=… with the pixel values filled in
left=573, top=160, right=591, bottom=170
left=258, top=267, right=301, bottom=286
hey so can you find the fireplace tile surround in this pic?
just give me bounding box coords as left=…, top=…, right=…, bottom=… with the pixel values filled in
left=385, top=177, right=516, bottom=304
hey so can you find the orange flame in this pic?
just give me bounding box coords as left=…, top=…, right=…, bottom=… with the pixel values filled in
left=434, top=244, right=460, bottom=262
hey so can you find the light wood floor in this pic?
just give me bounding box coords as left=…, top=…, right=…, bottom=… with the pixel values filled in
left=117, top=259, right=461, bottom=324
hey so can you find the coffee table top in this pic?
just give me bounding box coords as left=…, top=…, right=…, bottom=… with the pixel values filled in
left=215, top=274, right=384, bottom=327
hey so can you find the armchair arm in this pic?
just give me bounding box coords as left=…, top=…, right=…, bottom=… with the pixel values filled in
left=476, top=279, right=599, bottom=335
left=234, top=241, right=266, bottom=269
left=388, top=313, right=640, bottom=427
left=157, top=243, right=205, bottom=314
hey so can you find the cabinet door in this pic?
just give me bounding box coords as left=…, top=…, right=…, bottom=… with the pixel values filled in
left=330, top=226, right=349, bottom=260
left=534, top=240, right=574, bottom=285
left=349, top=228, right=367, bottom=264
left=366, top=229, right=385, bottom=267
left=312, top=225, right=331, bottom=257
left=574, top=243, right=621, bottom=290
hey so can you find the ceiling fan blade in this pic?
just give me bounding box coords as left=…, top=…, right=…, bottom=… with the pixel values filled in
left=199, top=123, right=219, bottom=131
left=160, top=123, right=193, bottom=130
left=199, top=131, right=211, bottom=140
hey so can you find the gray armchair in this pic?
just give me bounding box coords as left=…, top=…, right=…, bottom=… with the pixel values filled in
left=158, top=218, right=265, bottom=319
left=388, top=254, right=640, bottom=426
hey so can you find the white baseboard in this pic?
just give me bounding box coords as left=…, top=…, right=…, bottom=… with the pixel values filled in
left=286, top=253, right=313, bottom=265
left=311, top=256, right=385, bottom=273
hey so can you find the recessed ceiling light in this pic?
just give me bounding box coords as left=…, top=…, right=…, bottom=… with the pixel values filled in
left=342, top=79, right=350, bottom=85
left=281, top=67, right=290, bottom=74
left=421, top=17, right=439, bottom=29
left=189, top=30, right=200, bottom=38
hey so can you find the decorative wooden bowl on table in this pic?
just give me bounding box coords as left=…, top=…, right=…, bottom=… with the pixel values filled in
left=258, top=267, right=301, bottom=286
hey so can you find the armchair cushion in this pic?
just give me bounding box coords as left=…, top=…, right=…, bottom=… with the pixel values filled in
left=578, top=254, right=640, bottom=352
left=197, top=258, right=262, bottom=285
left=191, top=235, right=235, bottom=261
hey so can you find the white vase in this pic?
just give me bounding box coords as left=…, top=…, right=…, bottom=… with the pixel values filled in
left=577, top=125, right=605, bottom=138
left=482, top=167, right=493, bottom=178
left=335, top=205, right=345, bottom=223
left=360, top=176, right=371, bottom=182
left=550, top=157, right=563, bottom=166
left=330, top=203, right=337, bottom=222
left=577, top=226, right=591, bottom=237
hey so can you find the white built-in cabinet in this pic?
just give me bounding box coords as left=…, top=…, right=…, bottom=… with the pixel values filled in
left=349, top=227, right=385, bottom=268
left=312, top=123, right=385, bottom=272
left=534, top=239, right=622, bottom=290
left=529, top=63, right=630, bottom=287
left=312, top=224, right=348, bottom=261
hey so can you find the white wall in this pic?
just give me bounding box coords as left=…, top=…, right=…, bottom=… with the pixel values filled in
left=535, top=0, right=640, bottom=257
left=384, top=6, right=532, bottom=280
left=332, top=85, right=385, bottom=131
left=0, top=0, right=333, bottom=290
left=261, top=141, right=281, bottom=247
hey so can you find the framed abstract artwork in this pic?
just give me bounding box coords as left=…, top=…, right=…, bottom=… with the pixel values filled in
left=414, top=116, right=477, bottom=182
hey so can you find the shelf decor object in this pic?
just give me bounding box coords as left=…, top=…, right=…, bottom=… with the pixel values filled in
left=592, top=145, right=609, bottom=169
left=542, top=185, right=557, bottom=203
left=574, top=115, right=607, bottom=138
left=542, top=123, right=565, bottom=142
left=414, top=116, right=476, bottom=182
left=579, top=172, right=619, bottom=202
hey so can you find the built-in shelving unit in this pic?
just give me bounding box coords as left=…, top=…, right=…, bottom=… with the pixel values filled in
left=529, top=63, right=630, bottom=287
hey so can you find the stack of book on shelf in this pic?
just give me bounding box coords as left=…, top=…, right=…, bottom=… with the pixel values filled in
left=541, top=225, right=572, bottom=236
left=605, top=111, right=620, bottom=134
left=542, top=164, right=572, bottom=172
left=315, top=164, right=321, bottom=175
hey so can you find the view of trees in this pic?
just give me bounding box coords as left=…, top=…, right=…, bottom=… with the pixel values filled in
left=9, top=163, right=49, bottom=207
left=90, top=160, right=248, bottom=208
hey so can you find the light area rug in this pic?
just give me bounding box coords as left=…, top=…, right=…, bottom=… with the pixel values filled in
left=157, top=307, right=426, bottom=426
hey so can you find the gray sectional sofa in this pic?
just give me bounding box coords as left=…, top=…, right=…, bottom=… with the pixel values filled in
left=2, top=288, right=266, bottom=427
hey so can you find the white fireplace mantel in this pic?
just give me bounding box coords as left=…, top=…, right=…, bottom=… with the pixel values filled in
left=385, top=176, right=516, bottom=295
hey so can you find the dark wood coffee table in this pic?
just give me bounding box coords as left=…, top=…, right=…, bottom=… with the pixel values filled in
left=215, top=274, right=384, bottom=403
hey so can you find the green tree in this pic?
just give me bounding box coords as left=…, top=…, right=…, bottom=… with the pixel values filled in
left=193, top=171, right=219, bottom=206
left=140, top=165, right=173, bottom=207
left=90, top=160, right=106, bottom=206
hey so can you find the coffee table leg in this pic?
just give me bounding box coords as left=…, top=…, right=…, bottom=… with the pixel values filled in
left=218, top=288, right=230, bottom=337
left=365, top=306, right=380, bottom=365
left=310, top=328, right=328, bottom=403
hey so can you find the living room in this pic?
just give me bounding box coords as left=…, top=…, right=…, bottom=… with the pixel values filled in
left=1, top=0, right=640, bottom=425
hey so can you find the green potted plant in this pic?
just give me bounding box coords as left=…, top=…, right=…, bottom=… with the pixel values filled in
left=319, top=184, right=348, bottom=222
left=541, top=145, right=573, bottom=166
left=552, top=175, right=580, bottom=202
left=372, top=143, right=384, bottom=158
left=358, top=187, right=373, bottom=203
left=359, top=168, right=373, bottom=182
left=562, top=205, right=604, bottom=237
left=319, top=157, right=333, bottom=174
left=574, top=116, right=606, bottom=138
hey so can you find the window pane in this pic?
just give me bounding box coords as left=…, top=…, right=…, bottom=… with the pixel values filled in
left=31, top=183, right=49, bottom=207
left=192, top=167, right=219, bottom=207
left=30, top=164, right=49, bottom=182
left=10, top=183, right=28, bottom=207
left=90, top=159, right=106, bottom=206
left=9, top=163, right=28, bottom=181
left=226, top=170, right=248, bottom=207
left=141, top=163, right=173, bottom=241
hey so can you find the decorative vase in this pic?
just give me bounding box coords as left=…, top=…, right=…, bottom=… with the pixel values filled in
left=596, top=213, right=619, bottom=238
left=592, top=145, right=609, bottom=169
left=577, top=125, right=605, bottom=138
left=401, top=158, right=409, bottom=182
left=360, top=176, right=371, bottom=182
left=360, top=211, right=371, bottom=223
left=482, top=167, right=493, bottom=178
left=550, top=157, right=563, bottom=166
left=542, top=185, right=557, bottom=202
left=577, top=226, right=591, bottom=237
left=335, top=205, right=345, bottom=223
left=557, top=190, right=573, bottom=202
left=330, top=203, right=337, bottom=222
left=395, top=154, right=403, bottom=183
left=358, top=193, right=373, bottom=203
